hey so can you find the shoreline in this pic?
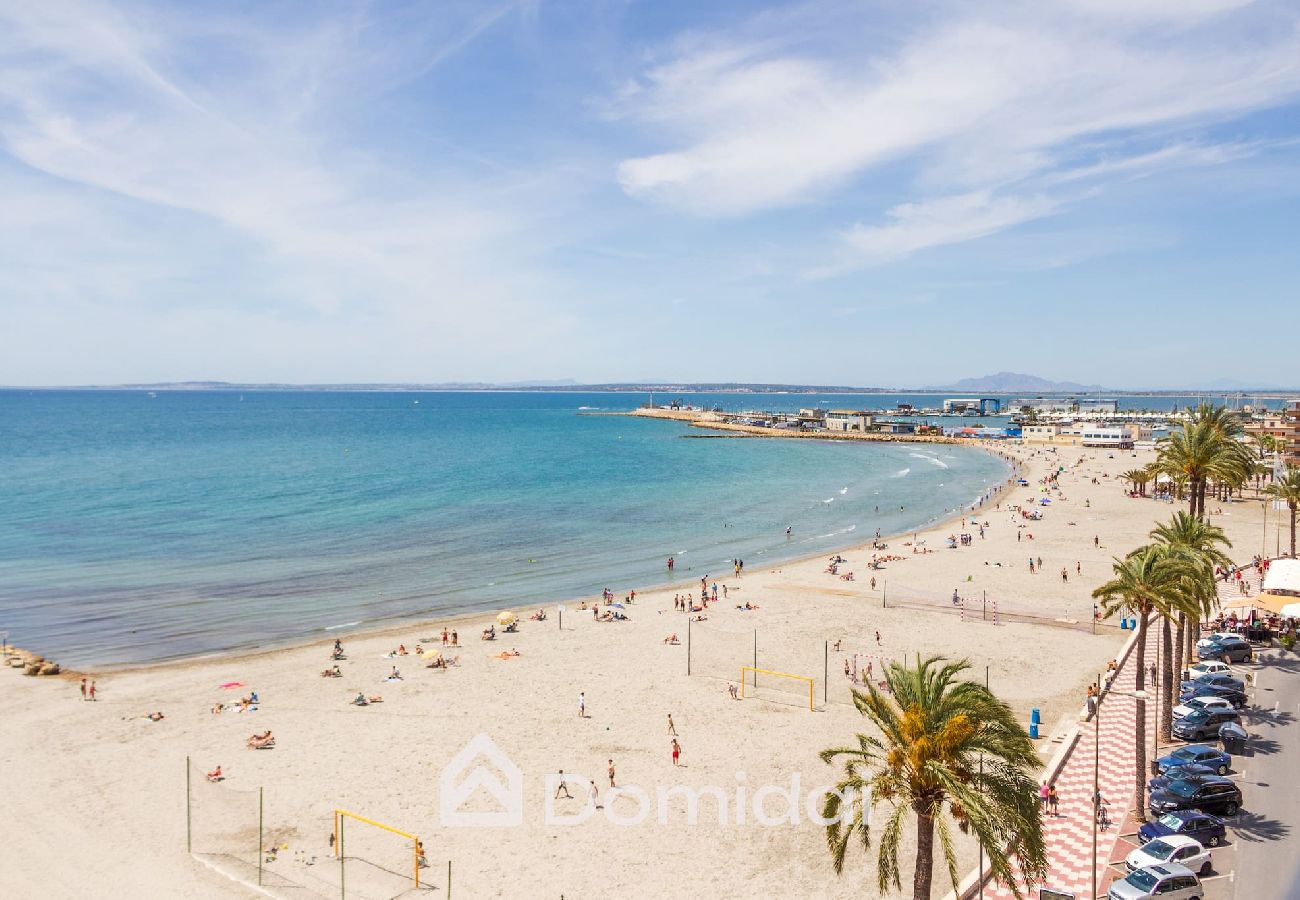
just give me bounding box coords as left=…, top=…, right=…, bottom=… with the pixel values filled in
left=10, top=440, right=1272, bottom=899
left=40, top=441, right=1019, bottom=677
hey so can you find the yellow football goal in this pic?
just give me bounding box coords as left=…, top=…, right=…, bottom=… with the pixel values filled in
left=740, top=666, right=815, bottom=711
left=333, top=808, right=423, bottom=892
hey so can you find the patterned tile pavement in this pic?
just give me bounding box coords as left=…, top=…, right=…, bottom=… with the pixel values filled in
left=980, top=626, right=1161, bottom=900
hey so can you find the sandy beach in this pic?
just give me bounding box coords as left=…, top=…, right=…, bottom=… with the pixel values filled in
left=0, top=441, right=1277, bottom=899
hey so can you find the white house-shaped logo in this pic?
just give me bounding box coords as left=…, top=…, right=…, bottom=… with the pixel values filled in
left=439, top=733, right=524, bottom=827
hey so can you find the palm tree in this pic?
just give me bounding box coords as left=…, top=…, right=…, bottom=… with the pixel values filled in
left=1156, top=422, right=1244, bottom=518
left=1265, top=466, right=1300, bottom=557
left=1149, top=513, right=1233, bottom=739
left=1093, top=545, right=1196, bottom=816
left=820, top=655, right=1046, bottom=900
left=1121, top=469, right=1151, bottom=497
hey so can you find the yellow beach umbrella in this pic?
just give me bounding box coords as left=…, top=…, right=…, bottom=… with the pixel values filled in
left=496, top=611, right=517, bottom=626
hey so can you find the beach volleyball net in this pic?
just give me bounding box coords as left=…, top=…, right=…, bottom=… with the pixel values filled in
left=186, top=758, right=319, bottom=896
left=688, top=621, right=823, bottom=709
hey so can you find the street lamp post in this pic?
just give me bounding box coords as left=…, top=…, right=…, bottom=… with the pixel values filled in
left=1092, top=684, right=1147, bottom=900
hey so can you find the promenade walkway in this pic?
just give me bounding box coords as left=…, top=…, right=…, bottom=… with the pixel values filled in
left=980, top=625, right=1159, bottom=899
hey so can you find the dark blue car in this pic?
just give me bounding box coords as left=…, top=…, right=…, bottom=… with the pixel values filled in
left=1179, top=672, right=1245, bottom=693
left=1149, top=762, right=1218, bottom=792
left=1156, top=744, right=1232, bottom=775
left=1138, top=809, right=1227, bottom=847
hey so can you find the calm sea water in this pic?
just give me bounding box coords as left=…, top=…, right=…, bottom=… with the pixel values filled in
left=1, top=390, right=1028, bottom=666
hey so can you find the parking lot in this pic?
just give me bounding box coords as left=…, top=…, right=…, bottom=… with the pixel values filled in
left=1099, top=649, right=1290, bottom=900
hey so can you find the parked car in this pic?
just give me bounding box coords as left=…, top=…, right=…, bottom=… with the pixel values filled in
left=1138, top=810, right=1227, bottom=847
left=1197, top=631, right=1241, bottom=649
left=1150, top=763, right=1218, bottom=793
left=1107, top=862, right=1203, bottom=900
left=1172, top=696, right=1234, bottom=720
left=1125, top=834, right=1213, bottom=875
left=1181, top=672, right=1246, bottom=693
left=1156, top=745, right=1232, bottom=776
left=1173, top=708, right=1242, bottom=742
left=1149, top=777, right=1242, bottom=817
left=1186, top=661, right=1232, bottom=678
left=1197, top=637, right=1252, bottom=663
left=1179, top=685, right=1247, bottom=709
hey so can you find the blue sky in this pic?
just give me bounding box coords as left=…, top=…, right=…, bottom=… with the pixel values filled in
left=2, top=0, right=1299, bottom=388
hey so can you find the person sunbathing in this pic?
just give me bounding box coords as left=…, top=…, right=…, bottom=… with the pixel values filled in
left=206, top=765, right=223, bottom=782
left=321, top=665, right=342, bottom=677
left=246, top=731, right=274, bottom=749
left=663, top=634, right=679, bottom=644
left=414, top=644, right=424, bottom=655
left=211, top=702, right=225, bottom=714
left=397, top=644, right=408, bottom=656
left=389, top=666, right=402, bottom=680
left=146, top=711, right=165, bottom=721
left=354, top=693, right=369, bottom=706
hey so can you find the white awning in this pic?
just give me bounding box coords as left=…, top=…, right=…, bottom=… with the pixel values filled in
left=1263, top=559, right=1300, bottom=596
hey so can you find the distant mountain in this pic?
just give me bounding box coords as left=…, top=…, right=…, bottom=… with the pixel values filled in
left=924, top=372, right=1105, bottom=393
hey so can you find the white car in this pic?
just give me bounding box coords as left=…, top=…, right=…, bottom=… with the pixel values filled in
left=1172, top=696, right=1234, bottom=720
left=1108, top=862, right=1203, bottom=900
left=1125, top=835, right=1213, bottom=876
left=1186, top=661, right=1232, bottom=679
left=1196, top=632, right=1240, bottom=650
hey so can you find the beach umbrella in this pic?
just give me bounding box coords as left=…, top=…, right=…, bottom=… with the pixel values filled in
left=496, top=611, right=517, bottom=626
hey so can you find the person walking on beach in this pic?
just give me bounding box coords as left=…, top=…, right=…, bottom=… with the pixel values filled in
left=1028, top=558, right=1035, bottom=574
left=80, top=678, right=87, bottom=701
left=1039, top=781, right=1049, bottom=814
left=667, top=714, right=677, bottom=736
left=554, top=769, right=572, bottom=799
left=1061, top=567, right=1068, bottom=583
left=589, top=781, right=601, bottom=810
left=441, top=628, right=449, bottom=646
left=89, top=680, right=97, bottom=701
left=671, top=738, right=681, bottom=766
left=874, top=630, right=881, bottom=648
left=607, top=759, right=616, bottom=788
left=1048, top=784, right=1059, bottom=817
left=578, top=692, right=586, bottom=718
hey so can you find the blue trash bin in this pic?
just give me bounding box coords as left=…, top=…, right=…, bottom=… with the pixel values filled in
left=1120, top=618, right=1129, bottom=630
left=1031, top=708, right=1041, bottom=725
left=1029, top=721, right=1039, bottom=739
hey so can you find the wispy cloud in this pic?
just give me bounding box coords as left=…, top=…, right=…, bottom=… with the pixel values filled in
left=614, top=0, right=1300, bottom=268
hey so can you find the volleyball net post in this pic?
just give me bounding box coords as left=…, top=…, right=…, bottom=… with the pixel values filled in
left=739, top=666, right=814, bottom=711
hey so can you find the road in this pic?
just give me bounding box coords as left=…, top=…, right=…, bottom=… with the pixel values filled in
left=1232, top=648, right=1300, bottom=900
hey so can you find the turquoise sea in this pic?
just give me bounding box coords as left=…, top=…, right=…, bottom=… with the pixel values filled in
left=0, top=388, right=1130, bottom=667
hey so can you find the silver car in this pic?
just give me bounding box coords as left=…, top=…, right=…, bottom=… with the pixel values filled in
left=1108, top=862, right=1203, bottom=900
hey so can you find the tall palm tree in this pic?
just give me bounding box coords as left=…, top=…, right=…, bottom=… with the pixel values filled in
left=820, top=655, right=1046, bottom=900
left=1149, top=513, right=1232, bottom=739
left=1093, top=545, right=1196, bottom=816
left=1158, top=421, right=1254, bottom=518
left=1265, top=466, right=1300, bottom=557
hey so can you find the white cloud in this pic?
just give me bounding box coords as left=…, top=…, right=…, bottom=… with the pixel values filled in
left=818, top=191, right=1061, bottom=274
left=614, top=0, right=1300, bottom=264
